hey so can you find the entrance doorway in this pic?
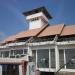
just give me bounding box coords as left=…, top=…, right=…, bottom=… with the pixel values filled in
left=2, top=64, right=19, bottom=75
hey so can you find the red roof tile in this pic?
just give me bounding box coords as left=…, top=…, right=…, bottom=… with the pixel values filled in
left=61, top=25, right=75, bottom=36
left=38, top=24, right=64, bottom=37
left=0, top=26, right=46, bottom=44
left=16, top=28, right=43, bottom=39
left=1, top=24, right=75, bottom=44
left=2, top=35, right=17, bottom=43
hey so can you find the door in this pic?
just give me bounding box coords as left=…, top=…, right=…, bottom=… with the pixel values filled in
left=26, top=62, right=35, bottom=75
left=2, top=64, right=19, bottom=75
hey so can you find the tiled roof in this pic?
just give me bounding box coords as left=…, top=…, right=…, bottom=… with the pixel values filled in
left=0, top=25, right=47, bottom=44
left=1, top=24, right=75, bottom=44
left=61, top=25, right=75, bottom=36
left=1, top=35, right=17, bottom=44
left=16, top=28, right=42, bottom=39
left=38, top=24, right=64, bottom=37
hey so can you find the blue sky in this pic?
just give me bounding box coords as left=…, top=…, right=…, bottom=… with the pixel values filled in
left=0, top=0, right=75, bottom=40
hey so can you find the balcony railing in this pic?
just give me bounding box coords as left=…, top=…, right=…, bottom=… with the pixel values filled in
left=58, top=36, right=75, bottom=42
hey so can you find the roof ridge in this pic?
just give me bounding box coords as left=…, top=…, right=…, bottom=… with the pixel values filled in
left=25, top=24, right=49, bottom=43
left=35, top=24, right=49, bottom=36
left=59, top=24, right=65, bottom=35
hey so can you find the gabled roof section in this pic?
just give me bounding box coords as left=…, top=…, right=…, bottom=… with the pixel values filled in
left=61, top=25, right=75, bottom=36
left=16, top=28, right=43, bottom=39
left=1, top=35, right=17, bottom=44
left=38, top=24, right=64, bottom=37
left=0, top=28, right=41, bottom=44
left=0, top=24, right=48, bottom=44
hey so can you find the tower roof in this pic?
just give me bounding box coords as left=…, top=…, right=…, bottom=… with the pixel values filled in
left=23, top=7, right=52, bottom=19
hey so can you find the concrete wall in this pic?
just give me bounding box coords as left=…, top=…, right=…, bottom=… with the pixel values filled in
left=29, top=18, right=45, bottom=29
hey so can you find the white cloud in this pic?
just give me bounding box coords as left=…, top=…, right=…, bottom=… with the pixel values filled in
left=0, top=32, right=5, bottom=35
left=0, top=32, right=6, bottom=41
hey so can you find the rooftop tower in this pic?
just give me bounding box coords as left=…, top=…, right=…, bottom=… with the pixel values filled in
left=23, top=7, right=52, bottom=29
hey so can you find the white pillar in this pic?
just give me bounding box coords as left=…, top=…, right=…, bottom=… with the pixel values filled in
left=26, top=63, right=29, bottom=75
left=64, top=49, right=66, bottom=69
left=55, top=45, right=59, bottom=71
left=0, top=65, right=2, bottom=75
left=19, top=65, right=22, bottom=75
left=49, top=48, right=51, bottom=69
left=28, top=46, right=32, bottom=56
left=36, top=50, right=37, bottom=69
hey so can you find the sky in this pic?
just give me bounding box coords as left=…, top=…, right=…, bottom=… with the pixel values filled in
left=0, top=0, right=75, bottom=40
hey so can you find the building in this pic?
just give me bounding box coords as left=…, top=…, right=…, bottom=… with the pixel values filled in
left=0, top=7, right=75, bottom=75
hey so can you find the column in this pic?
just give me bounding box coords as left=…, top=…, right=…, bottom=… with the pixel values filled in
left=19, top=65, right=22, bottom=75
left=49, top=48, right=51, bottom=69
left=36, top=50, right=37, bottom=69
left=28, top=46, right=32, bottom=56
left=55, top=45, right=59, bottom=71
left=0, top=65, right=2, bottom=75
left=64, top=49, right=66, bottom=69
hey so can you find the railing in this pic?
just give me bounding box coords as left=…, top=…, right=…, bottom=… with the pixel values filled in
left=58, top=37, right=75, bottom=42
left=55, top=56, right=75, bottom=75
left=32, top=37, right=54, bottom=43
left=0, top=42, right=26, bottom=48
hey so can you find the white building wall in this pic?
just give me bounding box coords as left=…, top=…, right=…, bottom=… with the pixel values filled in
left=29, top=19, right=45, bottom=29
left=26, top=12, right=48, bottom=30
left=26, top=12, right=48, bottom=22
left=1, top=41, right=75, bottom=73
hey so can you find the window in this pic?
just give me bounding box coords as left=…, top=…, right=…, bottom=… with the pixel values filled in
left=50, top=49, right=55, bottom=68
left=37, top=49, right=49, bottom=68
left=32, top=50, right=36, bottom=62
left=14, top=49, right=23, bottom=55
left=10, top=49, right=23, bottom=58
left=10, top=49, right=27, bottom=58
left=24, top=49, right=27, bottom=54
left=65, top=49, right=75, bottom=69
left=0, top=51, right=3, bottom=57
left=0, top=49, right=28, bottom=58
left=59, top=50, right=64, bottom=68
left=30, top=17, right=39, bottom=22
left=15, top=54, right=20, bottom=58
left=2, top=51, right=9, bottom=58
left=10, top=50, right=14, bottom=56
left=10, top=56, right=15, bottom=58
